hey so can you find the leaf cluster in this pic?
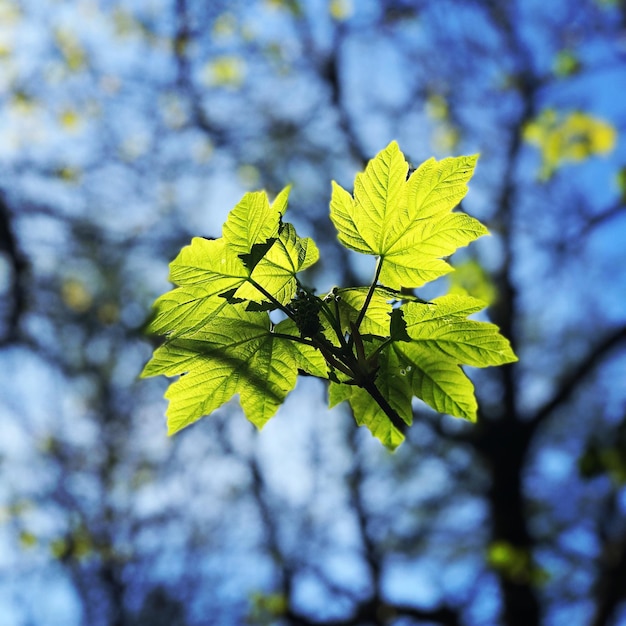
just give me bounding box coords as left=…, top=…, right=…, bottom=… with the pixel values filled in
left=142, top=142, right=517, bottom=449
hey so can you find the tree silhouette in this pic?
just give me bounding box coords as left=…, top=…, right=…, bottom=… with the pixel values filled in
left=0, top=1, right=625, bottom=625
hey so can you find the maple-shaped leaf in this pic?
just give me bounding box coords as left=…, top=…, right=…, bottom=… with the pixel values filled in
left=329, top=293, right=517, bottom=441
left=142, top=305, right=300, bottom=434
left=149, top=188, right=317, bottom=338
left=330, top=141, right=487, bottom=289
left=381, top=294, right=516, bottom=421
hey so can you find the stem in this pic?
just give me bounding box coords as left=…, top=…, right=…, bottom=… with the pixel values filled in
left=248, top=275, right=404, bottom=432
left=350, top=321, right=366, bottom=364
left=332, top=339, right=406, bottom=433
left=318, top=346, right=356, bottom=378
left=271, top=332, right=317, bottom=348
left=353, top=256, right=383, bottom=334
left=321, top=302, right=351, bottom=351
left=350, top=363, right=407, bottom=434
left=367, top=337, right=393, bottom=362
left=247, top=278, right=295, bottom=320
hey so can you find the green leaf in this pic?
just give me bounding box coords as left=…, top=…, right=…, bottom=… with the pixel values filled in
left=335, top=287, right=394, bottom=336
left=274, top=318, right=328, bottom=378
left=390, top=342, right=478, bottom=420
left=405, top=154, right=478, bottom=219
left=142, top=305, right=299, bottom=434
left=143, top=142, right=517, bottom=449
left=328, top=379, right=352, bottom=407
left=153, top=188, right=315, bottom=339
left=238, top=238, right=278, bottom=272
left=399, top=294, right=518, bottom=367
left=168, top=237, right=247, bottom=287
left=223, top=188, right=288, bottom=256
left=236, top=223, right=319, bottom=304
left=330, top=141, right=486, bottom=289
left=147, top=286, right=232, bottom=338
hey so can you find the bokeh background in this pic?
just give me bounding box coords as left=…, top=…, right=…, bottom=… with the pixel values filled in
left=1, top=1, right=626, bottom=625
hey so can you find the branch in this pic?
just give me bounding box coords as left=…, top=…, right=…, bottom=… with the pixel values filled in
left=299, top=11, right=368, bottom=167
left=352, top=257, right=383, bottom=334
left=593, top=551, right=626, bottom=626
left=285, top=599, right=460, bottom=626
left=590, top=510, right=626, bottom=626
left=580, top=200, right=626, bottom=238
left=0, top=192, right=28, bottom=345
left=283, top=429, right=461, bottom=626
left=529, top=326, right=626, bottom=432
left=172, top=0, right=229, bottom=147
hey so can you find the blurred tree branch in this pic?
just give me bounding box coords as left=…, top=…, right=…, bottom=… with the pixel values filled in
left=530, top=326, right=626, bottom=432
left=0, top=192, right=28, bottom=345
left=591, top=487, right=626, bottom=626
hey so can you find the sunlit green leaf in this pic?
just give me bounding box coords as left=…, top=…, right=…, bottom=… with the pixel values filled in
left=330, top=141, right=486, bottom=289
left=223, top=188, right=287, bottom=257
left=274, top=318, right=328, bottom=378
left=399, top=294, right=517, bottom=367
left=236, top=223, right=319, bottom=304
left=390, top=342, right=478, bottom=420
left=334, top=287, right=393, bottom=336
left=142, top=305, right=298, bottom=434
left=144, top=142, right=516, bottom=448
